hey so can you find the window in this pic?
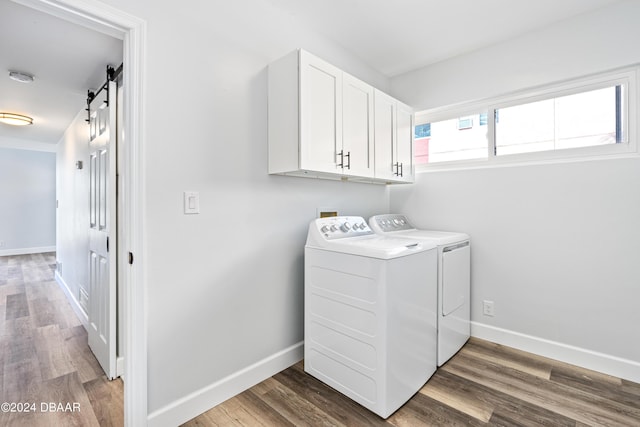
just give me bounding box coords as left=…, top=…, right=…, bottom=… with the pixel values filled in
left=414, top=123, right=431, bottom=138
left=414, top=123, right=431, bottom=164
left=414, top=67, right=636, bottom=168
left=457, top=116, right=474, bottom=130
left=495, top=85, right=623, bottom=156
left=414, top=114, right=488, bottom=164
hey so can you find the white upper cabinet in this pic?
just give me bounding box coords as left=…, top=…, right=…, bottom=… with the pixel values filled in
left=269, top=49, right=410, bottom=184
left=299, top=51, right=343, bottom=174
left=395, top=101, right=414, bottom=183
left=374, top=89, right=414, bottom=183
left=373, top=90, right=396, bottom=181
left=342, top=73, right=375, bottom=178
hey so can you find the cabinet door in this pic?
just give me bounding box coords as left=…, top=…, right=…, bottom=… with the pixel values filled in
left=342, top=74, right=374, bottom=177
left=300, top=50, right=343, bottom=173
left=396, top=101, right=414, bottom=182
left=374, top=89, right=397, bottom=180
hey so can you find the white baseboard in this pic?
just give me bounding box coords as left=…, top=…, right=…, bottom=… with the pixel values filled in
left=147, top=341, right=304, bottom=427
left=472, top=321, right=640, bottom=383
left=0, top=246, right=56, bottom=257
left=54, top=271, right=89, bottom=329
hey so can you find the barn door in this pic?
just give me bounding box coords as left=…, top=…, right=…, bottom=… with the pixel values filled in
left=87, top=80, right=117, bottom=380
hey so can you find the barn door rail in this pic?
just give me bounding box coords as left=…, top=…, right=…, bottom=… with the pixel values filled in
left=86, top=64, right=123, bottom=123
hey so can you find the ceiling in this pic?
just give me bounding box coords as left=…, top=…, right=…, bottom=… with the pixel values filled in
left=0, top=1, right=122, bottom=146
left=266, top=0, right=622, bottom=77
left=0, top=0, right=621, bottom=146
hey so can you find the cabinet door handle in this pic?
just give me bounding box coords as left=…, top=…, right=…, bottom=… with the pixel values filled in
left=337, top=150, right=344, bottom=168
left=393, top=162, right=399, bottom=176
left=345, top=151, right=351, bottom=170
left=399, top=162, right=403, bottom=177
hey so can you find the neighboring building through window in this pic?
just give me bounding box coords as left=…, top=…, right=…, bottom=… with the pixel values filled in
left=414, top=114, right=488, bottom=164
left=414, top=123, right=431, bottom=164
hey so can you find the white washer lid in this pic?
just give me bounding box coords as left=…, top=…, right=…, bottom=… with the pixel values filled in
left=306, top=234, right=435, bottom=259
left=369, top=214, right=469, bottom=246
left=388, top=229, right=469, bottom=246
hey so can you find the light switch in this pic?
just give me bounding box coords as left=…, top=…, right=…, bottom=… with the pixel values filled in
left=184, top=191, right=200, bottom=214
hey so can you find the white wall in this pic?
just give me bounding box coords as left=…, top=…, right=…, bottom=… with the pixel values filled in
left=392, top=1, right=640, bottom=111
left=0, top=144, right=56, bottom=255
left=96, top=0, right=391, bottom=423
left=390, top=0, right=640, bottom=381
left=55, top=109, right=90, bottom=313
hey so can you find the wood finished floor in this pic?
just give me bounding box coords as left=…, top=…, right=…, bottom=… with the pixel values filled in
left=0, top=253, right=123, bottom=427
left=185, top=341, right=640, bottom=426
left=5, top=254, right=637, bottom=426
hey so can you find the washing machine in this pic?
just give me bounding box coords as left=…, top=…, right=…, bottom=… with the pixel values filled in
left=369, top=214, right=470, bottom=366
left=304, top=216, right=438, bottom=419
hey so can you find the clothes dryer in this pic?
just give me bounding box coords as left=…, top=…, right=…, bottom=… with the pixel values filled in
left=305, top=216, right=438, bottom=418
left=369, top=214, right=470, bottom=366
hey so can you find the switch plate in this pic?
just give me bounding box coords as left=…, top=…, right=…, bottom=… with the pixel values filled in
left=184, top=191, right=200, bottom=214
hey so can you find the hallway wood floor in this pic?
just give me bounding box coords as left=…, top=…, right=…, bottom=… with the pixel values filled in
left=0, top=253, right=123, bottom=427
left=185, top=340, right=640, bottom=426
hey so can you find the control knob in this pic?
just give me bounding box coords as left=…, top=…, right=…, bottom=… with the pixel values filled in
left=340, top=222, right=351, bottom=232
left=320, top=225, right=330, bottom=233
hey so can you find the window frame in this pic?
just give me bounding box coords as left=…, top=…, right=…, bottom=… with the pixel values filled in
left=414, top=66, right=639, bottom=171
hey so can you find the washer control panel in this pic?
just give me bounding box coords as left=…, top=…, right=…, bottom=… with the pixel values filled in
left=370, top=214, right=415, bottom=232
left=313, top=216, right=373, bottom=240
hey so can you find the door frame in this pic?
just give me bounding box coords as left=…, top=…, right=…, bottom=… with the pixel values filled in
left=12, top=0, right=148, bottom=425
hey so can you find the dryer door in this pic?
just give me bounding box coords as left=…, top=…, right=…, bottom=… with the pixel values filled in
left=442, top=243, right=470, bottom=316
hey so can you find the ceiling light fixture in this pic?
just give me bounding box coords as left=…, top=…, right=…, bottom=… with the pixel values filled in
left=8, top=70, right=35, bottom=83
left=0, top=112, right=34, bottom=126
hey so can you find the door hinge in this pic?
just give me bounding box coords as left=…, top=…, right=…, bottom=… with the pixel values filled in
left=128, top=252, right=134, bottom=265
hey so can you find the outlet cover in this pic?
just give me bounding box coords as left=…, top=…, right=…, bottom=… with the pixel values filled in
left=317, top=207, right=338, bottom=218
left=482, top=300, right=495, bottom=317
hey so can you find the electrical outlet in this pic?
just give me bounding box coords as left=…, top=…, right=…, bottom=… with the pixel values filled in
left=482, top=300, right=495, bottom=317
left=317, top=207, right=338, bottom=218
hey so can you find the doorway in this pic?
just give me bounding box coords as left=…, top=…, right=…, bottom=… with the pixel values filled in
left=5, top=0, right=147, bottom=425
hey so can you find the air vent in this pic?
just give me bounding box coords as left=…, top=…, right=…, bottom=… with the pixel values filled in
left=79, top=287, right=89, bottom=313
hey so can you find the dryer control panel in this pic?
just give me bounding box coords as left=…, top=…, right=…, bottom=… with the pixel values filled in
left=370, top=214, right=415, bottom=233
left=311, top=216, right=373, bottom=240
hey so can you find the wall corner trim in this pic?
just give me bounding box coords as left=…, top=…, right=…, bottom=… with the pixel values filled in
left=147, top=341, right=304, bottom=427
left=471, top=322, right=640, bottom=383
